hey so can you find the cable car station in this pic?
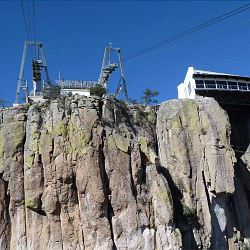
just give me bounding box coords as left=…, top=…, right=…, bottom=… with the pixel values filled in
left=178, top=67, right=250, bottom=105
left=13, top=41, right=128, bottom=106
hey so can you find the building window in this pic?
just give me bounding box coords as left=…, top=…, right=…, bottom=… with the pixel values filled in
left=204, top=80, right=216, bottom=89
left=195, top=80, right=204, bottom=89
left=228, top=81, right=237, bottom=90
left=238, top=82, right=247, bottom=90
left=216, top=80, right=227, bottom=89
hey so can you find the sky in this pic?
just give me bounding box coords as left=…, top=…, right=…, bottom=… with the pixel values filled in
left=1, top=0, right=250, bottom=104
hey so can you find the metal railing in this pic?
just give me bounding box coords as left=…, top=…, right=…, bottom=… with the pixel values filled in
left=55, top=80, right=98, bottom=89
left=195, top=79, right=250, bottom=92
left=27, top=80, right=99, bottom=99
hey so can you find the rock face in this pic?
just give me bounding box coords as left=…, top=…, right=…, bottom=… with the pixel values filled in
left=157, top=98, right=237, bottom=249
left=0, top=95, right=250, bottom=249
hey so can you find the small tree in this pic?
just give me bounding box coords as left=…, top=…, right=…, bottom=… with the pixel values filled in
left=90, top=84, right=107, bottom=97
left=141, top=89, right=159, bottom=105
left=0, top=98, right=7, bottom=107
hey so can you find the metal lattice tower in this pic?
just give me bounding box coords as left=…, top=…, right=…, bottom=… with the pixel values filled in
left=15, top=40, right=51, bottom=104
left=98, top=44, right=129, bottom=101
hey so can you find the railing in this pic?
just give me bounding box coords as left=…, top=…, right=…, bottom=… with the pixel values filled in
left=195, top=79, right=250, bottom=92
left=55, top=80, right=98, bottom=89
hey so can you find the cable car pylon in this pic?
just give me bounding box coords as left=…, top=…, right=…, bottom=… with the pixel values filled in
left=98, top=43, right=129, bottom=101
left=14, top=40, right=59, bottom=105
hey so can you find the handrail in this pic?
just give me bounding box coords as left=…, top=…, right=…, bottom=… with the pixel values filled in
left=55, top=80, right=98, bottom=89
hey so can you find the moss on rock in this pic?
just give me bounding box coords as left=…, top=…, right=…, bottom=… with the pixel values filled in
left=55, top=122, right=67, bottom=138
left=26, top=198, right=37, bottom=209
left=25, top=153, right=35, bottom=169
left=114, top=134, right=130, bottom=153
left=13, top=122, right=25, bottom=148
left=139, top=137, right=148, bottom=154
left=107, top=134, right=130, bottom=153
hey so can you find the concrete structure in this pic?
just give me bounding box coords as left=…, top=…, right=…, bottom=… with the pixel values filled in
left=56, top=80, right=98, bottom=97
left=60, top=88, right=91, bottom=96
left=28, top=95, right=47, bottom=103
left=178, top=67, right=250, bottom=104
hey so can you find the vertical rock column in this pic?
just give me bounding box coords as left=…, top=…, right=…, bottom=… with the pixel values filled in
left=0, top=107, right=28, bottom=250
left=102, top=100, right=182, bottom=250
left=157, top=98, right=236, bottom=249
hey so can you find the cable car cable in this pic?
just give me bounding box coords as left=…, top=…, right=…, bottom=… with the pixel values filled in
left=33, top=0, right=36, bottom=41
left=20, top=0, right=31, bottom=41
left=124, top=4, right=250, bottom=61
left=127, top=18, right=250, bottom=63
left=32, top=0, right=36, bottom=57
left=26, top=0, right=33, bottom=41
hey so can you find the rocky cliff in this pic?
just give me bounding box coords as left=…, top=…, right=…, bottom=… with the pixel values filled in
left=0, top=95, right=250, bottom=249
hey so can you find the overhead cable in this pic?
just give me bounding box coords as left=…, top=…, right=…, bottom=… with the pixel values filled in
left=127, top=18, right=250, bottom=63
left=26, top=0, right=33, bottom=40
left=32, top=0, right=36, bottom=56
left=20, top=0, right=31, bottom=41
left=33, top=0, right=36, bottom=42
left=124, top=4, right=250, bottom=61
left=20, top=0, right=37, bottom=57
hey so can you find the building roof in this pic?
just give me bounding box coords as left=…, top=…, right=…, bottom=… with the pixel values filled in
left=193, top=68, right=250, bottom=82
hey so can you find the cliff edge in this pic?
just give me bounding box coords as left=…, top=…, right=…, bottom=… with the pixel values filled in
left=0, top=96, right=249, bottom=249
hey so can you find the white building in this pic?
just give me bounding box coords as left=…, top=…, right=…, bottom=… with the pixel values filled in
left=60, top=88, right=91, bottom=97
left=56, top=80, right=98, bottom=97
left=177, top=67, right=250, bottom=99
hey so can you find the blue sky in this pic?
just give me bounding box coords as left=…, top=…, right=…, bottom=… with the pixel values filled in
left=1, top=1, right=250, bottom=104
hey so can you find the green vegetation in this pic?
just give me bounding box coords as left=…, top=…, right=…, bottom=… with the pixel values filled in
left=90, top=84, right=107, bottom=97
left=22, top=103, right=31, bottom=110
left=26, top=198, right=37, bottom=209
left=55, top=122, right=67, bottom=138
left=107, top=134, right=130, bottom=153
left=13, top=122, right=25, bottom=148
left=67, top=122, right=90, bottom=156
left=141, top=89, right=159, bottom=106
left=182, top=203, right=196, bottom=224
left=25, top=153, right=35, bottom=169
left=139, top=137, right=148, bottom=155
left=161, top=190, right=171, bottom=204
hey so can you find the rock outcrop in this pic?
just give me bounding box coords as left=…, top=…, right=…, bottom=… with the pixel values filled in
left=0, top=95, right=250, bottom=249
left=158, top=98, right=237, bottom=249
